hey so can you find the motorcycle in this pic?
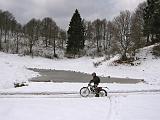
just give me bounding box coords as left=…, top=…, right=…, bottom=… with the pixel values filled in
left=80, top=83, right=108, bottom=97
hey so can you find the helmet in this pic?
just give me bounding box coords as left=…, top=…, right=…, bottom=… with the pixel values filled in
left=92, top=72, right=96, bottom=76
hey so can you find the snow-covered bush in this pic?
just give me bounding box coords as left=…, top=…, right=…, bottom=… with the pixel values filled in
left=14, top=82, right=28, bottom=88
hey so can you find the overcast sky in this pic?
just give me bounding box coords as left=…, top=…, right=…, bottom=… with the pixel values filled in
left=0, top=0, right=145, bottom=29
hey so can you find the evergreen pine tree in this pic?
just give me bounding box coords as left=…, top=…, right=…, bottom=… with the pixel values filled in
left=152, top=0, right=160, bottom=40
left=143, top=0, right=160, bottom=44
left=66, top=9, right=85, bottom=56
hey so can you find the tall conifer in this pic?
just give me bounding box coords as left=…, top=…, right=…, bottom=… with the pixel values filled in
left=67, top=9, right=85, bottom=56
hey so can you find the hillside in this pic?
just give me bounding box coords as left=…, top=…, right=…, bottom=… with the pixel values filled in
left=0, top=45, right=160, bottom=89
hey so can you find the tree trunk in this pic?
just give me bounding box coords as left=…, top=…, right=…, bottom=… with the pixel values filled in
left=6, top=39, right=9, bottom=53
left=45, top=36, right=48, bottom=47
left=4, top=30, right=7, bottom=43
left=16, top=33, right=19, bottom=53
left=53, top=37, right=56, bottom=57
left=0, top=28, right=2, bottom=50
left=121, top=53, right=127, bottom=61
left=146, top=34, right=150, bottom=45
left=29, top=36, right=33, bottom=55
left=96, top=37, right=99, bottom=52
left=29, top=42, right=33, bottom=55
left=61, top=39, right=64, bottom=49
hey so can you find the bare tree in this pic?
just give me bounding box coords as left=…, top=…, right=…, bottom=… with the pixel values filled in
left=113, top=10, right=133, bottom=60
left=59, top=29, right=67, bottom=49
left=131, top=2, right=147, bottom=52
left=41, top=17, right=52, bottom=47
left=0, top=10, right=3, bottom=50
left=52, top=25, right=59, bottom=57
left=24, top=18, right=40, bottom=55
left=105, top=21, right=115, bottom=58
left=92, top=19, right=103, bottom=52
left=15, top=23, right=22, bottom=53
left=101, top=19, right=107, bottom=51
left=3, top=11, right=15, bottom=43
left=86, top=21, right=94, bottom=42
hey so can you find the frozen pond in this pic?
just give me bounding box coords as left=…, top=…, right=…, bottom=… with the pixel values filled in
left=29, top=68, right=143, bottom=84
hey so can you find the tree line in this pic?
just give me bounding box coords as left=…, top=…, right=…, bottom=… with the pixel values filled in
left=0, top=10, right=67, bottom=58
left=82, top=4, right=146, bottom=60
left=0, top=0, right=160, bottom=59
left=67, top=0, right=160, bottom=60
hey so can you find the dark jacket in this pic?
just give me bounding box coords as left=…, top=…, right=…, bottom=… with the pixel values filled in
left=90, top=76, right=100, bottom=85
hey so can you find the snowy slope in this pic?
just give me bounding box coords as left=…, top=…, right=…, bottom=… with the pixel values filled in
left=0, top=53, right=39, bottom=89
left=0, top=45, right=160, bottom=89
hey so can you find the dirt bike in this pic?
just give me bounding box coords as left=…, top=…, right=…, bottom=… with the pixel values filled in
left=80, top=83, right=108, bottom=97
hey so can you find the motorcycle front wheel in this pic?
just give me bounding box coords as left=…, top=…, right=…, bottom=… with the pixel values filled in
left=80, top=87, right=90, bottom=97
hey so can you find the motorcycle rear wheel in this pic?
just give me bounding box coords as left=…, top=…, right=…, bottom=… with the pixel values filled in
left=99, top=89, right=107, bottom=97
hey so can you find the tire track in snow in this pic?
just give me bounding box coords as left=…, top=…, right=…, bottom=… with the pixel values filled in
left=107, top=96, right=123, bottom=120
left=0, top=89, right=160, bottom=98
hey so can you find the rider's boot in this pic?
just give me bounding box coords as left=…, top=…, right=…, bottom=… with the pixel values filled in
left=95, top=93, right=99, bottom=97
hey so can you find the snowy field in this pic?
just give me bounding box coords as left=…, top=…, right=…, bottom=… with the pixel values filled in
left=0, top=94, right=160, bottom=120
left=0, top=45, right=160, bottom=120
left=0, top=82, right=160, bottom=120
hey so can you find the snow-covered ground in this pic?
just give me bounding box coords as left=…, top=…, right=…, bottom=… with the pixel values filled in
left=0, top=94, right=160, bottom=120
left=0, top=45, right=160, bottom=89
left=0, top=45, right=160, bottom=120
left=0, top=82, right=160, bottom=94
left=0, top=82, right=160, bottom=120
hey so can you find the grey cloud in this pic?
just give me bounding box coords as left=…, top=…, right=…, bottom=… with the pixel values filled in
left=0, top=0, right=146, bottom=29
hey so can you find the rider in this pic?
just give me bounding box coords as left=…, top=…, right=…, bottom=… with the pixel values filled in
left=89, top=72, right=100, bottom=97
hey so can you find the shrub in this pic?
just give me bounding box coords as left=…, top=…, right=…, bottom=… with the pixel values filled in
left=152, top=44, right=160, bottom=57
left=14, top=82, right=28, bottom=88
